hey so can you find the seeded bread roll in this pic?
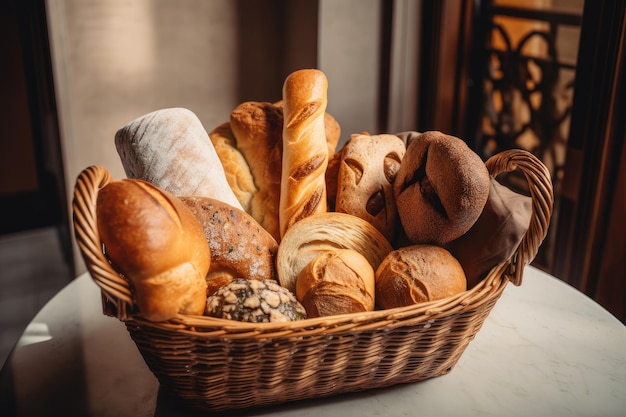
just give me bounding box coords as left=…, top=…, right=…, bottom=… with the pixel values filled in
left=393, top=131, right=490, bottom=245
left=296, top=249, right=375, bottom=318
left=206, top=278, right=306, bottom=322
left=375, top=244, right=467, bottom=309
left=335, top=133, right=406, bottom=242
left=180, top=196, right=279, bottom=293
left=280, top=69, right=329, bottom=238
left=96, top=179, right=210, bottom=322
left=114, top=107, right=242, bottom=209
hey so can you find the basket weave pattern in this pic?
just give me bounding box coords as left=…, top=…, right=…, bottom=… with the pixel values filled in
left=72, top=149, right=553, bottom=412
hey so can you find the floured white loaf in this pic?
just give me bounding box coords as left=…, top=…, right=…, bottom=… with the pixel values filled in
left=115, top=107, right=242, bottom=209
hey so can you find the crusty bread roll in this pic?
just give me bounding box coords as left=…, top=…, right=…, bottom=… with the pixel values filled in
left=180, top=196, right=279, bottom=293
left=96, top=179, right=210, bottom=322
left=279, top=69, right=329, bottom=238
left=277, top=212, right=393, bottom=294
left=375, top=244, right=466, bottom=309
left=296, top=249, right=375, bottom=318
left=335, top=133, right=406, bottom=242
left=224, top=100, right=341, bottom=241
left=393, top=131, right=490, bottom=245
left=208, top=122, right=258, bottom=212
left=229, top=101, right=284, bottom=241
left=115, top=107, right=242, bottom=209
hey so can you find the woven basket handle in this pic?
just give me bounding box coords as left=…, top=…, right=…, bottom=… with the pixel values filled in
left=72, top=166, right=136, bottom=319
left=484, top=149, right=554, bottom=286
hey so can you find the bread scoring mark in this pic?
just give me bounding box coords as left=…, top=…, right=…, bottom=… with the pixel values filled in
left=285, top=102, right=321, bottom=130
left=398, top=148, right=448, bottom=219
left=294, top=188, right=323, bottom=224
left=343, top=157, right=364, bottom=185
left=366, top=187, right=386, bottom=217
left=383, top=152, right=402, bottom=184
left=290, top=154, right=325, bottom=181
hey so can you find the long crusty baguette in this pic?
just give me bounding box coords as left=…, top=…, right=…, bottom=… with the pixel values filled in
left=279, top=69, right=329, bottom=238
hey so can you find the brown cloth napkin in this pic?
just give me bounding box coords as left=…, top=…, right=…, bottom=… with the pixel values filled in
left=445, top=177, right=532, bottom=288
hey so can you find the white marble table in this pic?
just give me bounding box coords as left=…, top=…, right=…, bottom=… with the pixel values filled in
left=1, top=266, right=625, bottom=416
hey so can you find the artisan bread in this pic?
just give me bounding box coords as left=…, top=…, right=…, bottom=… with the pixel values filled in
left=277, top=212, right=393, bottom=294
left=206, top=278, right=306, bottom=322
left=335, top=133, right=406, bottom=242
left=229, top=101, right=284, bottom=240
left=180, top=196, right=279, bottom=293
left=375, top=244, right=466, bottom=309
left=96, top=179, right=210, bottom=321
left=115, top=107, right=242, bottom=209
left=208, top=122, right=258, bottom=212
left=225, top=99, right=341, bottom=241
left=393, top=131, right=490, bottom=245
left=296, top=249, right=375, bottom=318
left=279, top=69, right=329, bottom=238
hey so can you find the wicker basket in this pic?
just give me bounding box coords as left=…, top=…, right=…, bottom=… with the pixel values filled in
left=72, top=149, right=553, bottom=412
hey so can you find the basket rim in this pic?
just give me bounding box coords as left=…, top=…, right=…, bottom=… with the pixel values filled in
left=74, top=148, right=553, bottom=333
left=113, top=261, right=511, bottom=337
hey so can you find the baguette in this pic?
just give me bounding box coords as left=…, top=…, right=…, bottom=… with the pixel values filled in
left=279, top=69, right=329, bottom=238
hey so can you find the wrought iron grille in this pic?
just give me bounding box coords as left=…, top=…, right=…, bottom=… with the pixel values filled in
left=470, top=2, right=583, bottom=271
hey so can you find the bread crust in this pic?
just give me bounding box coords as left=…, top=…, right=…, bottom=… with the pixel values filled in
left=180, top=196, right=279, bottom=291
left=208, top=122, right=258, bottom=212
left=393, top=131, right=490, bottom=244
left=115, top=107, right=242, bottom=209
left=277, top=212, right=393, bottom=294
left=96, top=179, right=210, bottom=321
left=229, top=101, right=284, bottom=241
left=375, top=244, right=466, bottom=309
left=336, top=133, right=406, bottom=242
left=280, top=69, right=329, bottom=238
left=296, top=249, right=375, bottom=317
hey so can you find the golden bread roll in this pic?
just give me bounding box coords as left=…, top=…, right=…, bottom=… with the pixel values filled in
left=280, top=69, right=329, bottom=238
left=375, top=244, right=466, bottom=309
left=393, top=131, right=490, bottom=245
left=114, top=107, right=242, bottom=209
left=335, top=133, right=406, bottom=242
left=96, top=179, right=210, bottom=322
left=180, top=196, right=279, bottom=292
left=277, top=212, right=393, bottom=294
left=296, top=249, right=375, bottom=318
left=208, top=122, right=258, bottom=212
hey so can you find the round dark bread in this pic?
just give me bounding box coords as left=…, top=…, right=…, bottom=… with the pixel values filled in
left=393, top=131, right=490, bottom=245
